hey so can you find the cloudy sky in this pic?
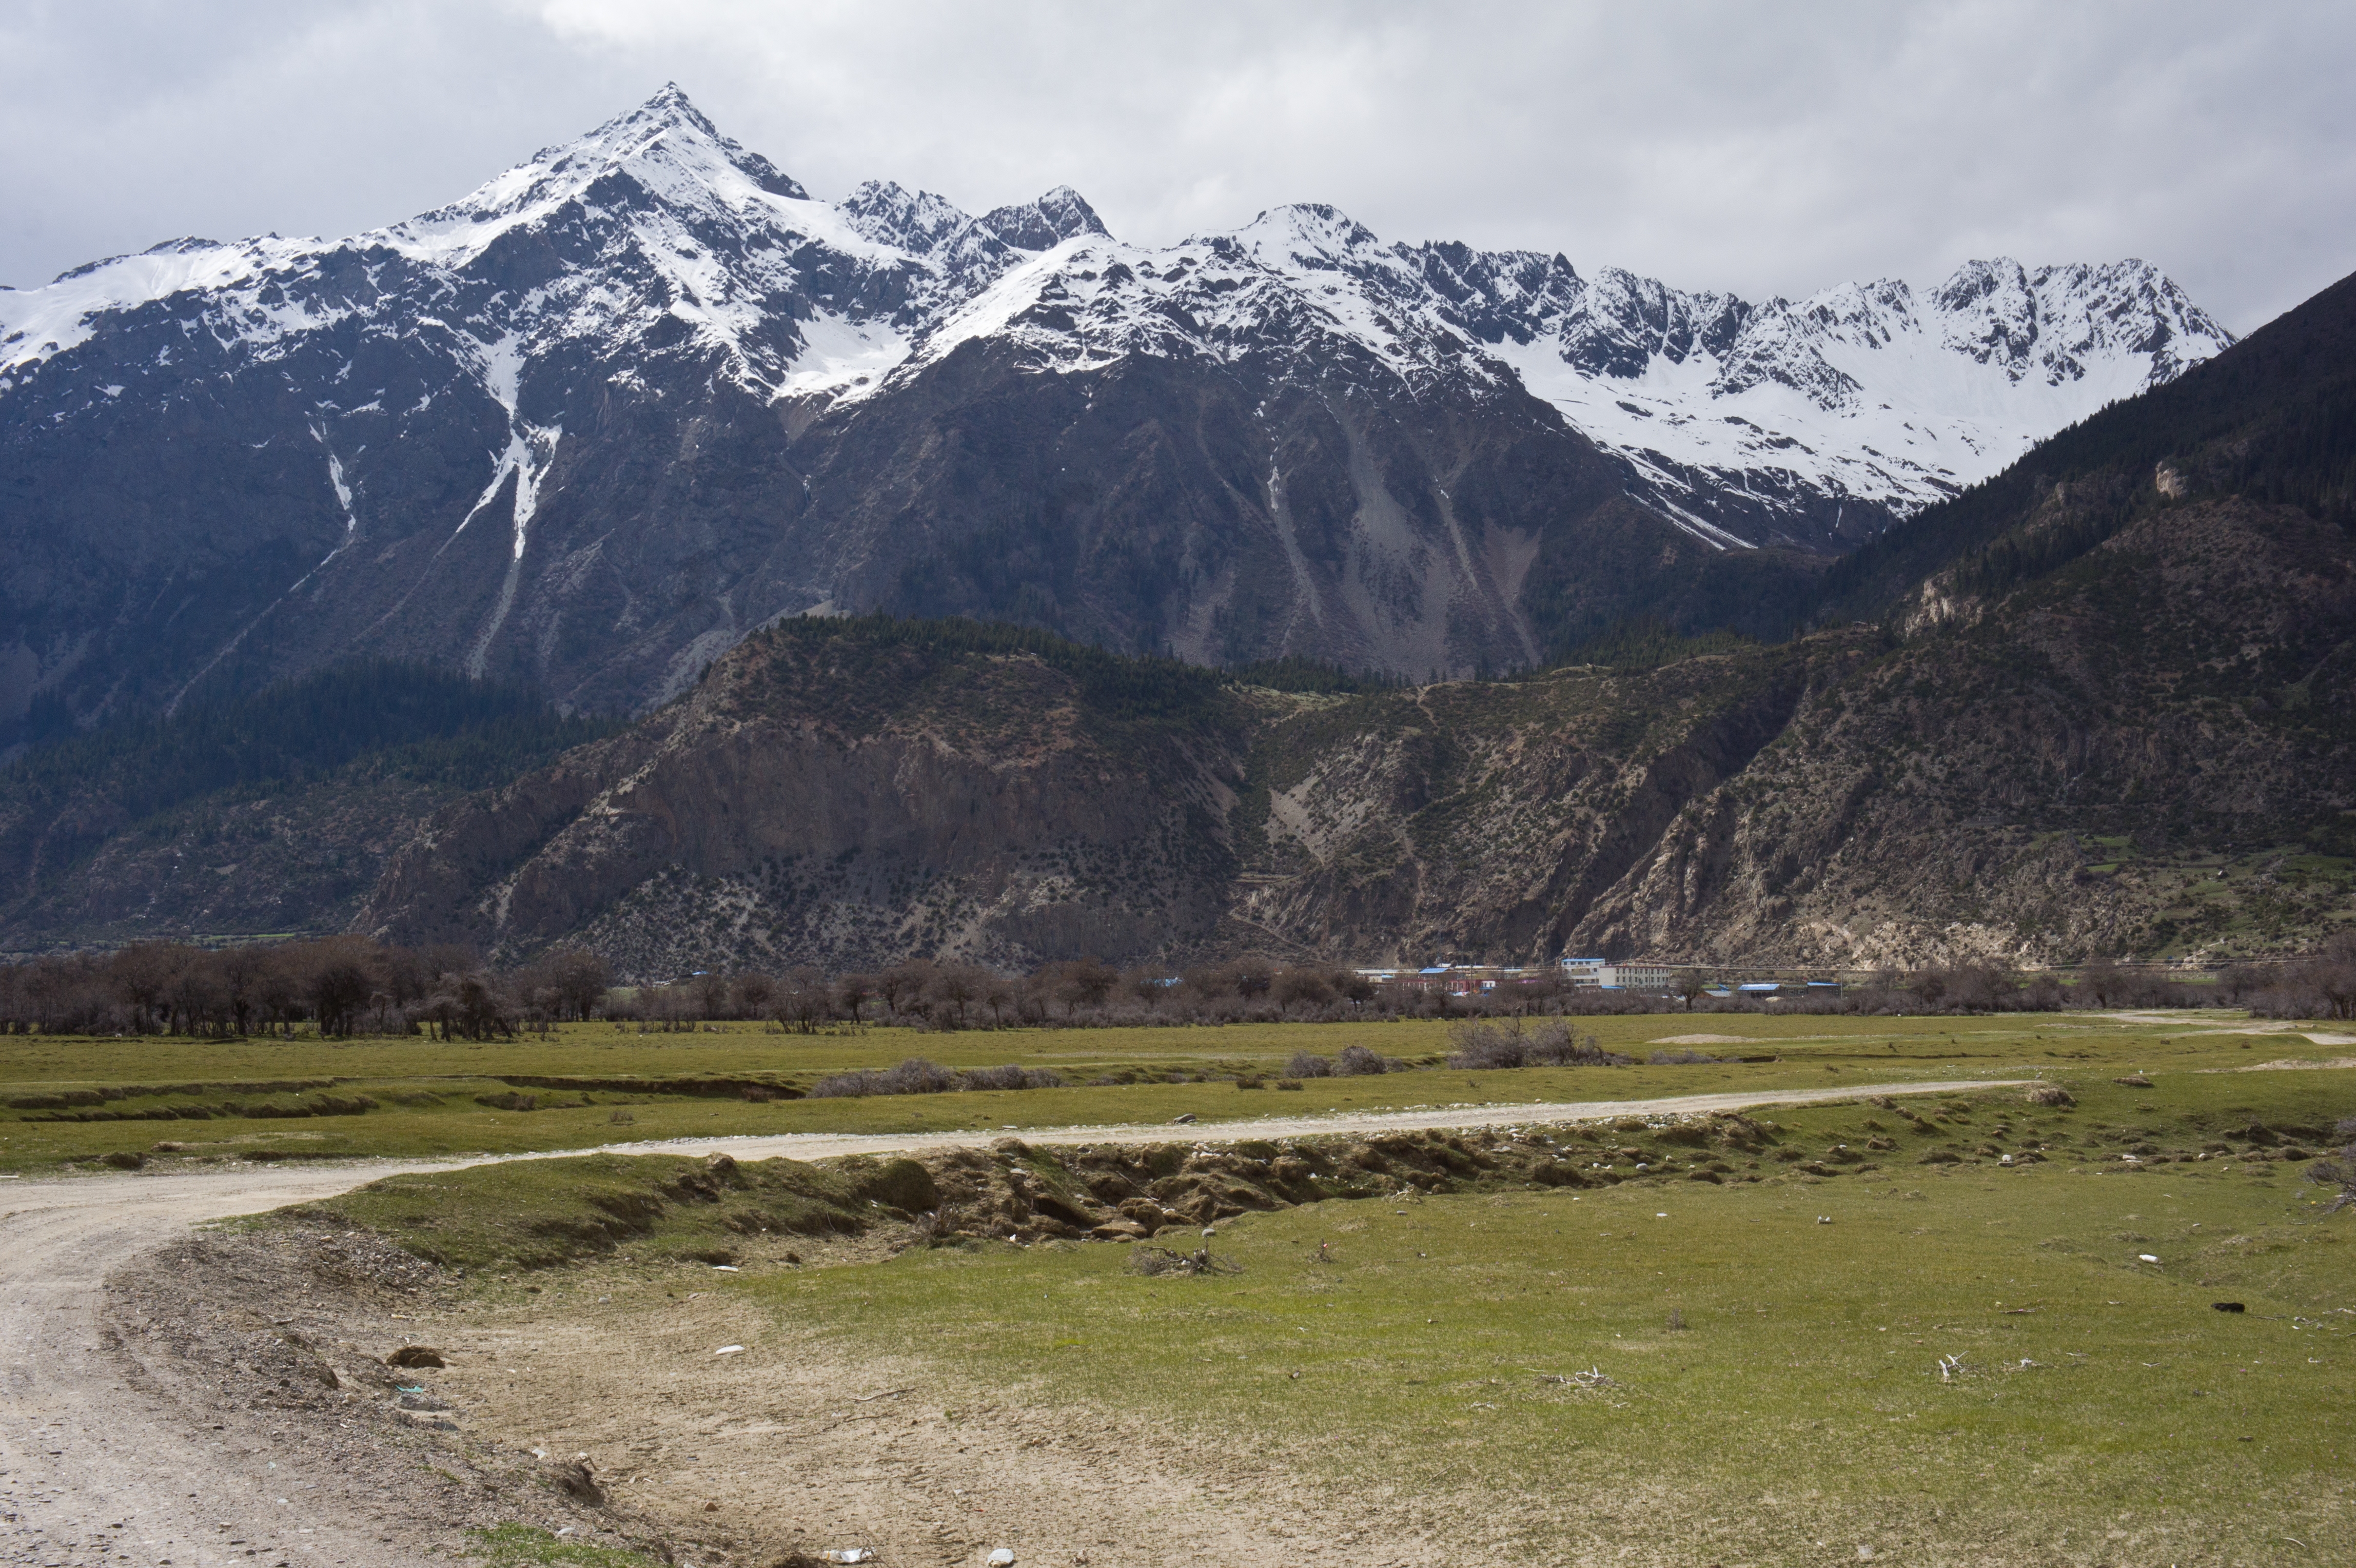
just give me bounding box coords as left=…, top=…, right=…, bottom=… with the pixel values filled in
left=3, top=0, right=2348, bottom=331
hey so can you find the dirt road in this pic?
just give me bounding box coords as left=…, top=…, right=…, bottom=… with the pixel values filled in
left=0, top=1077, right=2009, bottom=1567
left=584, top=1076, right=2009, bottom=1162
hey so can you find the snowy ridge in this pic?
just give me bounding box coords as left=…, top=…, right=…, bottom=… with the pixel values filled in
left=874, top=213, right=2231, bottom=542
left=844, top=194, right=2230, bottom=542
left=0, top=86, right=2232, bottom=550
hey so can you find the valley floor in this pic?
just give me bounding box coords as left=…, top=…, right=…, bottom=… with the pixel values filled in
left=2, top=1019, right=2350, bottom=1567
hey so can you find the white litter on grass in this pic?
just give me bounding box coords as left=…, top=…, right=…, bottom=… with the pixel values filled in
left=712, top=1265, right=740, bottom=1272
left=987, top=1551, right=1016, bottom=1566
left=822, top=1551, right=873, bottom=1564
left=2139, top=1254, right=2160, bottom=1263
left=715, top=1345, right=745, bottom=1356
left=1656, top=1212, right=1668, bottom=1218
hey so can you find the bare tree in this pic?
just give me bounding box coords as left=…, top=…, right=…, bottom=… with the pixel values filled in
left=927, top=965, right=985, bottom=1029
left=731, top=970, right=777, bottom=1021
left=779, top=968, right=832, bottom=1033
left=835, top=972, right=877, bottom=1024
left=982, top=972, right=1017, bottom=1027
left=876, top=961, right=934, bottom=1022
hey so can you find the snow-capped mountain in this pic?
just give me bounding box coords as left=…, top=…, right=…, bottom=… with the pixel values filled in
left=1494, top=254, right=2230, bottom=543
left=868, top=201, right=2228, bottom=547
left=0, top=87, right=2229, bottom=736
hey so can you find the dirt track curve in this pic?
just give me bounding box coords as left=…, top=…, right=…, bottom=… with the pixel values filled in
left=0, top=1078, right=2011, bottom=1567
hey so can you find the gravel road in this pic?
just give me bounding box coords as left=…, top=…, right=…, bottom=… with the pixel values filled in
left=0, top=1077, right=2010, bottom=1567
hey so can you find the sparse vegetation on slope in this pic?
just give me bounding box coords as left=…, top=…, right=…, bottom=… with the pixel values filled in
left=0, top=661, right=615, bottom=949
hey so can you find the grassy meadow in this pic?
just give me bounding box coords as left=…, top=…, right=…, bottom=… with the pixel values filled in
left=752, top=1104, right=2353, bottom=1563
left=3, top=1008, right=2350, bottom=1172
left=262, top=1024, right=2356, bottom=1565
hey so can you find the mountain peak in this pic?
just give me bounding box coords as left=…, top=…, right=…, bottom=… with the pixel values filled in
left=980, top=186, right=1110, bottom=251
left=367, top=85, right=810, bottom=268
left=842, top=180, right=981, bottom=254
left=557, top=83, right=809, bottom=203
left=1226, top=203, right=1386, bottom=267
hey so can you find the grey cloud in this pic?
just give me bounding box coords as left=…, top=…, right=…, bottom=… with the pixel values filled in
left=2, top=0, right=2348, bottom=330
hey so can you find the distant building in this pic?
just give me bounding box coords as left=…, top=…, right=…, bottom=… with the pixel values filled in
left=1562, top=958, right=1675, bottom=992
left=1359, top=963, right=1560, bottom=996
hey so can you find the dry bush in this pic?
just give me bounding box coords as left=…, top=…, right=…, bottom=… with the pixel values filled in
left=1129, top=1245, right=1241, bottom=1277
left=807, top=1057, right=958, bottom=1099
left=1450, top=1018, right=1629, bottom=1069
left=955, top=1064, right=1064, bottom=1091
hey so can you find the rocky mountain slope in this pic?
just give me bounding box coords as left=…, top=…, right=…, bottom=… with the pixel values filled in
left=0, top=663, right=611, bottom=952
left=2, top=88, right=2228, bottom=740
left=347, top=266, right=2353, bottom=975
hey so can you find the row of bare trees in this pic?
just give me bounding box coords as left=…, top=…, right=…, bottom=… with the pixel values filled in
left=0, top=939, right=611, bottom=1039
left=610, top=957, right=1387, bottom=1032
left=2219, top=935, right=2356, bottom=1020
left=6, top=936, right=2344, bottom=1041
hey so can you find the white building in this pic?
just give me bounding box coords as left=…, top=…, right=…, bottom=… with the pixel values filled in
left=1560, top=958, right=1677, bottom=992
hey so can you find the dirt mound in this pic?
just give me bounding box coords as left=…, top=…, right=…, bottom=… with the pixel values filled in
left=910, top=1124, right=1769, bottom=1244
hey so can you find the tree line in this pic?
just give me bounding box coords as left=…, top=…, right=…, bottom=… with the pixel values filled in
left=5, top=938, right=2345, bottom=1041
left=0, top=939, right=611, bottom=1040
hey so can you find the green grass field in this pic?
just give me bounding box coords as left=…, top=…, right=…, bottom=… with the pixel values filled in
left=4, top=1010, right=2348, bottom=1172
left=199, top=1008, right=2356, bottom=1563
left=740, top=1073, right=2355, bottom=1563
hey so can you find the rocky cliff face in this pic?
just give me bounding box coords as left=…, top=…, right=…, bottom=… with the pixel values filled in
left=2, top=88, right=2229, bottom=741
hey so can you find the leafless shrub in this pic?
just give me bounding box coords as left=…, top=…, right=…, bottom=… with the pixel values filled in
left=955, top=1064, right=1064, bottom=1091
left=1284, top=1050, right=1334, bottom=1078
left=1333, top=1044, right=1396, bottom=1076
left=1450, top=1018, right=1629, bottom=1069
left=807, top=1057, right=959, bottom=1099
